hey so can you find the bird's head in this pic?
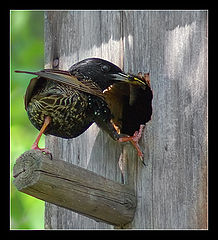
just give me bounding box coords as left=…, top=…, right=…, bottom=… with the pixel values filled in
left=69, top=58, right=147, bottom=90
left=68, top=58, right=127, bottom=90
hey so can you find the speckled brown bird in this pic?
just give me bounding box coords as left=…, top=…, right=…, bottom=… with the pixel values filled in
left=15, top=58, right=153, bottom=159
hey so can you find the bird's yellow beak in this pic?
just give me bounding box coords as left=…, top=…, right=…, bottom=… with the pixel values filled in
left=110, top=72, right=147, bottom=88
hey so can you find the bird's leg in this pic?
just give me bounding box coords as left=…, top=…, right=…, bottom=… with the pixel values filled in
left=118, top=124, right=145, bottom=162
left=95, top=118, right=120, bottom=141
left=95, top=115, right=146, bottom=164
left=31, top=116, right=51, bottom=155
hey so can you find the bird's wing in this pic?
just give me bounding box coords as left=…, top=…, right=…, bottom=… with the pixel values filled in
left=15, top=69, right=105, bottom=100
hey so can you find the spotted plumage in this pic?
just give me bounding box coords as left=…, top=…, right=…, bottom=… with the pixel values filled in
left=15, top=58, right=153, bottom=158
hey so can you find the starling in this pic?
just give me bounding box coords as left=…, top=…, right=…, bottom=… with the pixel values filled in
left=15, top=58, right=153, bottom=158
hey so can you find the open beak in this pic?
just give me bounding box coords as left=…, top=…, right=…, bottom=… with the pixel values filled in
left=110, top=72, right=147, bottom=89
left=110, top=72, right=129, bottom=81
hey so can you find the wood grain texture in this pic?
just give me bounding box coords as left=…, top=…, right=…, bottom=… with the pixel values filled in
left=44, top=10, right=208, bottom=229
left=44, top=10, right=124, bottom=229
left=13, top=150, right=136, bottom=227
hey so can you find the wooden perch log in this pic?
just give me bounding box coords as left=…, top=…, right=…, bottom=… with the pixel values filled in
left=13, top=150, right=136, bottom=226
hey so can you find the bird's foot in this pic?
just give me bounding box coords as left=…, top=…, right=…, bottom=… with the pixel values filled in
left=118, top=125, right=145, bottom=164
left=31, top=144, right=52, bottom=159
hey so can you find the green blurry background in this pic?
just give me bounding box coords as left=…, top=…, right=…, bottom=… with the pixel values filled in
left=11, top=10, right=45, bottom=229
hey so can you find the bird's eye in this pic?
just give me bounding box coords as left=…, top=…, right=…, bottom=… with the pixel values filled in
left=101, top=64, right=110, bottom=72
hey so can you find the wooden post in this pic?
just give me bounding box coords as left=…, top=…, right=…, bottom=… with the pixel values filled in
left=13, top=150, right=136, bottom=227
left=13, top=10, right=208, bottom=229
left=44, top=11, right=127, bottom=229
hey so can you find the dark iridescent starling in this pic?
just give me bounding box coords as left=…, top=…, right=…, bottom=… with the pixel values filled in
left=15, top=58, right=153, bottom=158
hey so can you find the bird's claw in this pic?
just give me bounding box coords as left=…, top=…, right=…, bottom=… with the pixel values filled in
left=31, top=145, right=52, bottom=159
left=118, top=124, right=145, bottom=165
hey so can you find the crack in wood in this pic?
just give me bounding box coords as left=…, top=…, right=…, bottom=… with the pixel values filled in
left=34, top=169, right=135, bottom=207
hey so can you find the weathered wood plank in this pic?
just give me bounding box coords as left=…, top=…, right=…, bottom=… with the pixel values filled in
left=43, top=10, right=208, bottom=229
left=123, top=10, right=208, bottom=229
left=13, top=150, right=136, bottom=227
left=44, top=10, right=124, bottom=229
